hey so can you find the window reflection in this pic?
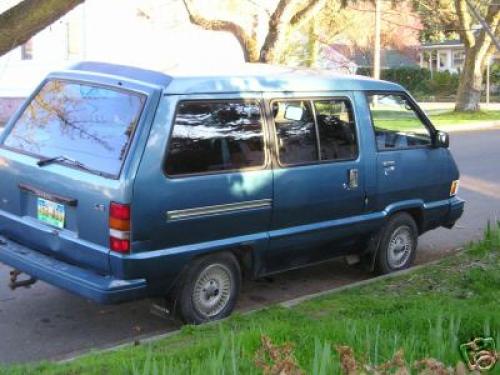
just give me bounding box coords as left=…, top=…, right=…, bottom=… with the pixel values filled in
left=3, top=79, right=146, bottom=177
left=165, top=101, right=265, bottom=175
left=314, top=99, right=358, bottom=161
left=273, top=100, right=317, bottom=165
left=367, top=94, right=432, bottom=150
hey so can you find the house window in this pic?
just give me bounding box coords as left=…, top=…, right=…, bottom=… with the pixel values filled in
left=66, top=19, right=82, bottom=58
left=453, top=51, right=465, bottom=70
left=21, top=40, right=33, bottom=60
left=438, top=51, right=448, bottom=70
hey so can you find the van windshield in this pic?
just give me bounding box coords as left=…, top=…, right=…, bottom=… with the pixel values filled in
left=2, top=79, right=146, bottom=178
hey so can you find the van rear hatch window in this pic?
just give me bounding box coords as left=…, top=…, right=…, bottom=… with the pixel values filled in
left=1, top=79, right=146, bottom=178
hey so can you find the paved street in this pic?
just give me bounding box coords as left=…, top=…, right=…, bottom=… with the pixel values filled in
left=0, top=129, right=499, bottom=364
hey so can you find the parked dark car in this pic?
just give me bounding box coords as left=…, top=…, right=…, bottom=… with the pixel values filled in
left=0, top=62, right=464, bottom=323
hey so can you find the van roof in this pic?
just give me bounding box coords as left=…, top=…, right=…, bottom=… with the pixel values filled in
left=68, top=61, right=405, bottom=94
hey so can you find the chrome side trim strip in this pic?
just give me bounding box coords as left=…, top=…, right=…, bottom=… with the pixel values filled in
left=167, top=199, right=272, bottom=222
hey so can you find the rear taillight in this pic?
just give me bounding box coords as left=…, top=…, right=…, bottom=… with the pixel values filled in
left=109, top=202, right=130, bottom=253
left=450, top=180, right=460, bottom=196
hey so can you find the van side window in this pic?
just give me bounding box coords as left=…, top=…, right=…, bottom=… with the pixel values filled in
left=165, top=101, right=265, bottom=175
left=313, top=99, right=358, bottom=161
left=367, top=94, right=432, bottom=150
left=272, top=100, right=318, bottom=165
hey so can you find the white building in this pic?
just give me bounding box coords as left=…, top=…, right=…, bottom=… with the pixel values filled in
left=419, top=40, right=465, bottom=73
left=419, top=39, right=499, bottom=74
left=0, top=0, right=244, bottom=123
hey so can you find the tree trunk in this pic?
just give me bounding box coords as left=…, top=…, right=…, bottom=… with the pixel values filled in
left=183, top=0, right=325, bottom=65
left=306, top=19, right=318, bottom=68
left=453, top=0, right=500, bottom=112
left=455, top=49, right=485, bottom=111
left=182, top=0, right=259, bottom=63
left=0, top=0, right=84, bottom=57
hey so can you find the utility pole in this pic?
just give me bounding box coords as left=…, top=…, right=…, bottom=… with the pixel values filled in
left=486, top=58, right=491, bottom=107
left=373, top=0, right=382, bottom=79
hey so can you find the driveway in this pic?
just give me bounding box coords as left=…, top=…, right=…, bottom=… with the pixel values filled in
left=0, top=129, right=499, bottom=364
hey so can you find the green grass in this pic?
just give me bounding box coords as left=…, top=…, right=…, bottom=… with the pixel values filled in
left=429, top=110, right=500, bottom=125
left=3, top=224, right=500, bottom=374
left=371, top=109, right=500, bottom=133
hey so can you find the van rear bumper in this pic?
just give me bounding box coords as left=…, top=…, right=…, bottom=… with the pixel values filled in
left=444, top=196, right=465, bottom=228
left=0, top=235, right=147, bottom=304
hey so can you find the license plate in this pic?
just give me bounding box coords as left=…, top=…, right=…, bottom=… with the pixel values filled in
left=37, top=197, right=65, bottom=229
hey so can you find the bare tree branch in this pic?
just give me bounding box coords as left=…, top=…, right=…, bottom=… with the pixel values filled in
left=182, top=0, right=259, bottom=62
left=290, top=0, right=326, bottom=28
left=475, top=3, right=500, bottom=63
left=0, top=0, right=84, bottom=57
left=259, top=0, right=295, bottom=62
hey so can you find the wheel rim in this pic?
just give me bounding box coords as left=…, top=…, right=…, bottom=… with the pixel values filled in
left=387, top=226, right=413, bottom=269
left=192, top=263, right=233, bottom=318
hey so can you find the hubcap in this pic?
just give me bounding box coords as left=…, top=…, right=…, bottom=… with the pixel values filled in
left=387, top=226, right=413, bottom=269
left=192, top=264, right=232, bottom=318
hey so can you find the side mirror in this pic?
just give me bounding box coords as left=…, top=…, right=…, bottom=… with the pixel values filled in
left=435, top=130, right=449, bottom=148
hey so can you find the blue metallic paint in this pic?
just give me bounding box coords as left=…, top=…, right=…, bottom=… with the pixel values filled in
left=0, top=63, right=464, bottom=304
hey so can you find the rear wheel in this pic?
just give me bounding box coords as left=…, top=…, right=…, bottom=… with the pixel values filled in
left=375, top=213, right=418, bottom=275
left=176, top=252, right=241, bottom=324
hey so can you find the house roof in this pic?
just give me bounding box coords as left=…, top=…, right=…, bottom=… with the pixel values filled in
left=68, top=61, right=404, bottom=94
left=421, top=40, right=463, bottom=49
left=352, top=50, right=418, bottom=68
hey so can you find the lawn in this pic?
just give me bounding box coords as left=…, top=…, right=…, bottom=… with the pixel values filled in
left=370, top=109, right=500, bottom=133
left=429, top=110, right=500, bottom=126
left=3, top=224, right=499, bottom=374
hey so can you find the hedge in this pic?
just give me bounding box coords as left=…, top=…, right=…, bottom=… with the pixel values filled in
left=356, top=67, right=459, bottom=97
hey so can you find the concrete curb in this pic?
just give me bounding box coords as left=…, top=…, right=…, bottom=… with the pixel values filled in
left=57, top=250, right=462, bottom=364
left=57, top=329, right=182, bottom=364
left=279, top=255, right=453, bottom=308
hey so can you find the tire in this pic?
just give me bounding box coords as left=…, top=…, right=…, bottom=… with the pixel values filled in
left=374, top=212, right=418, bottom=275
left=176, top=252, right=241, bottom=324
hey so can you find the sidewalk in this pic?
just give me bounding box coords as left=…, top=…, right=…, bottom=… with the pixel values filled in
left=420, top=102, right=500, bottom=113
left=435, top=120, right=500, bottom=133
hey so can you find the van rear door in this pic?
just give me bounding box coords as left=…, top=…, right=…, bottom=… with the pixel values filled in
left=0, top=77, right=152, bottom=275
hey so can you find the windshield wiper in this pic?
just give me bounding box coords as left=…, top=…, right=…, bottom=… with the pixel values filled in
left=37, top=155, right=106, bottom=177
left=37, top=155, right=75, bottom=167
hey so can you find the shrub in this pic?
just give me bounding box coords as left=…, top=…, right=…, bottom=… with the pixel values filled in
left=356, top=67, right=459, bottom=97
left=416, top=70, right=460, bottom=97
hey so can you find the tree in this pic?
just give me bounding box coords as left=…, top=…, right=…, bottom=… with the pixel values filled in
left=0, top=0, right=84, bottom=58
left=277, top=1, right=422, bottom=70
left=454, top=0, right=500, bottom=111
left=413, top=0, right=459, bottom=42
left=182, top=0, right=326, bottom=63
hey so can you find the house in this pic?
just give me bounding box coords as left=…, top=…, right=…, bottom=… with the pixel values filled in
left=419, top=39, right=500, bottom=73
left=324, top=44, right=419, bottom=73
left=419, top=40, right=466, bottom=73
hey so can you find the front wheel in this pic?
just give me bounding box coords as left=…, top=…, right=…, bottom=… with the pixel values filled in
left=176, top=252, right=241, bottom=324
left=375, top=213, right=418, bottom=275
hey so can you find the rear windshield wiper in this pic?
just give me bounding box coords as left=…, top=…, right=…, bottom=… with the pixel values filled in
left=37, top=155, right=106, bottom=177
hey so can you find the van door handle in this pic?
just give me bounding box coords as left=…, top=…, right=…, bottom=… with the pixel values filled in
left=382, top=160, right=396, bottom=175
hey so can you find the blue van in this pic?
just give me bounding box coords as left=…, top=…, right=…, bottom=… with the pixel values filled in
left=0, top=63, right=464, bottom=323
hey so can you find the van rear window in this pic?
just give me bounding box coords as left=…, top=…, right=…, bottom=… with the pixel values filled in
left=2, top=79, right=146, bottom=177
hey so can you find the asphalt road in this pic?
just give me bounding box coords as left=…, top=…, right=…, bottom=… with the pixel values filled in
left=0, top=129, right=499, bottom=364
